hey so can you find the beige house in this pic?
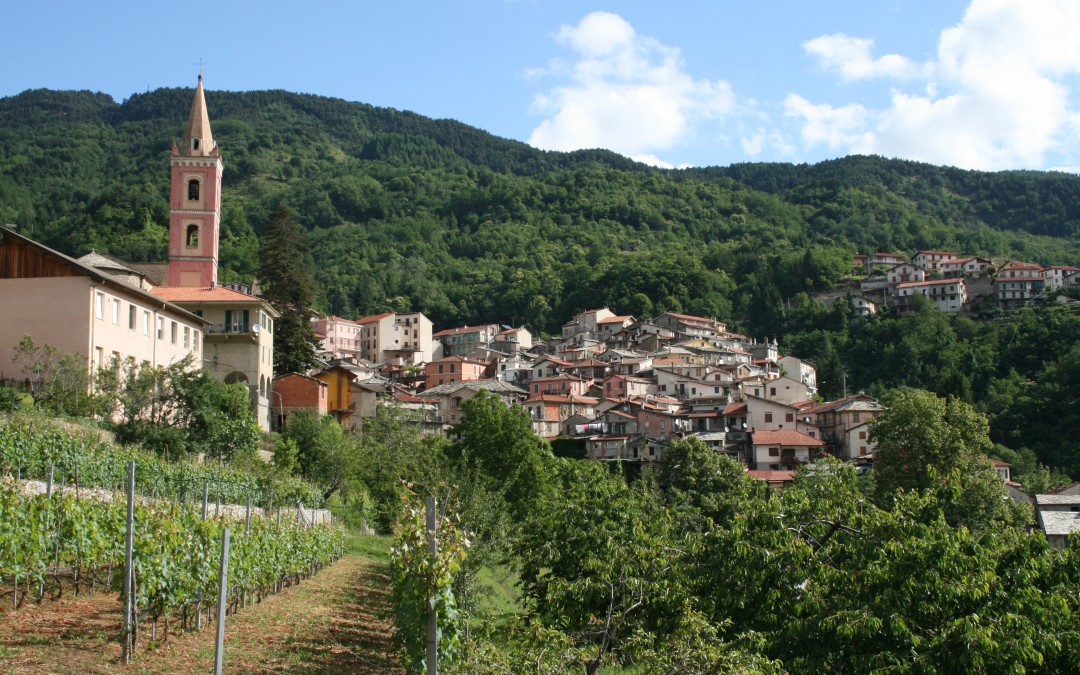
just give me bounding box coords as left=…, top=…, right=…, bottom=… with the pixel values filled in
left=357, top=311, right=434, bottom=366
left=750, top=429, right=824, bottom=470
left=562, top=307, right=617, bottom=339
left=433, top=323, right=500, bottom=357
left=808, top=393, right=884, bottom=461
left=151, top=286, right=278, bottom=430
left=416, top=379, right=528, bottom=427
left=886, top=263, right=926, bottom=286
left=894, top=278, right=967, bottom=314
left=491, top=326, right=533, bottom=354
left=995, top=261, right=1046, bottom=309
left=0, top=226, right=204, bottom=383
left=912, top=250, right=957, bottom=272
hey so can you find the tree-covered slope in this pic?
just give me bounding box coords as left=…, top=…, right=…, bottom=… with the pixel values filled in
left=2, top=87, right=1080, bottom=334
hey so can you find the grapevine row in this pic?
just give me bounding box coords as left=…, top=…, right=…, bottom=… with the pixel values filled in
left=0, top=480, right=344, bottom=643
left=0, top=413, right=325, bottom=508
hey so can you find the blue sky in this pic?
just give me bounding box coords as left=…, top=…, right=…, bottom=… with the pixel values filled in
left=4, top=1, right=1080, bottom=171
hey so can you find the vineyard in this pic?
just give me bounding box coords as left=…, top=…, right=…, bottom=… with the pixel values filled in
left=0, top=414, right=346, bottom=664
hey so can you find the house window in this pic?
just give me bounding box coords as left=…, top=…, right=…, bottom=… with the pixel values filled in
left=860, top=446, right=868, bottom=455
left=193, top=330, right=200, bottom=352
left=859, top=431, right=867, bottom=439
left=185, top=224, right=199, bottom=247
left=764, top=412, right=773, bottom=423
left=95, top=293, right=104, bottom=320
left=183, top=326, right=190, bottom=349
left=770, top=387, right=777, bottom=396
left=769, top=447, right=780, bottom=457
left=786, top=412, right=794, bottom=422
left=129, top=305, right=136, bottom=330
left=192, top=138, right=200, bottom=151
left=188, top=179, right=200, bottom=200
left=111, top=299, right=120, bottom=324
left=853, top=412, right=861, bottom=422
left=157, top=316, right=164, bottom=340
left=170, top=321, right=177, bottom=345
left=143, top=311, right=150, bottom=336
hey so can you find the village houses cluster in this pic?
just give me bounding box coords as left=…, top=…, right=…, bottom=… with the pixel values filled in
left=849, top=251, right=1079, bottom=316
left=1, top=76, right=1075, bottom=543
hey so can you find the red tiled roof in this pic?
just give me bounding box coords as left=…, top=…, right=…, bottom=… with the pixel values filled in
left=323, top=315, right=361, bottom=324
left=356, top=312, right=394, bottom=324
left=533, top=374, right=590, bottom=383
left=1001, top=260, right=1043, bottom=270
left=916, top=250, right=956, bottom=256
left=151, top=285, right=264, bottom=303
left=433, top=324, right=497, bottom=337
left=525, top=395, right=599, bottom=405
left=751, top=429, right=824, bottom=447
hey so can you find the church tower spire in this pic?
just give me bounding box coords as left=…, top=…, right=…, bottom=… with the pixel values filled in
left=167, top=73, right=223, bottom=287
left=180, top=73, right=216, bottom=157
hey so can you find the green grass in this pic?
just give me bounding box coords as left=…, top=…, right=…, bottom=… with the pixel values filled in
left=470, top=562, right=521, bottom=621
left=346, top=531, right=393, bottom=563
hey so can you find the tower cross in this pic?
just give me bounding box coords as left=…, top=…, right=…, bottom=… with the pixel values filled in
left=195, top=59, right=206, bottom=77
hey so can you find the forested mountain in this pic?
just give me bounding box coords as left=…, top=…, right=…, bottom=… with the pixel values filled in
left=3, top=86, right=1080, bottom=334
left=6, top=86, right=1080, bottom=474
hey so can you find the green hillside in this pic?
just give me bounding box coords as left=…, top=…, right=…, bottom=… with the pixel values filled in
left=3, top=87, right=1080, bottom=336
left=7, top=87, right=1080, bottom=475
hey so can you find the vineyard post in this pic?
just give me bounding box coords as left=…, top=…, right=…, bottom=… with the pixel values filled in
left=202, top=482, right=209, bottom=520
left=245, top=494, right=251, bottom=534
left=426, top=495, right=437, bottom=675
left=215, top=485, right=221, bottom=517
left=122, top=460, right=135, bottom=664
left=46, top=461, right=53, bottom=497
left=214, top=527, right=231, bottom=675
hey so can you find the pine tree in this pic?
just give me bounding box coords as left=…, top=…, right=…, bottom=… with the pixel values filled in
left=259, top=205, right=321, bottom=374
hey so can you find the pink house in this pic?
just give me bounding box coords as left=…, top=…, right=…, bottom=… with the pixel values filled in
left=0, top=226, right=205, bottom=389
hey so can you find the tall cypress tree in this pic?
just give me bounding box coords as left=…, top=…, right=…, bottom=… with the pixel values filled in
left=259, top=205, right=321, bottom=374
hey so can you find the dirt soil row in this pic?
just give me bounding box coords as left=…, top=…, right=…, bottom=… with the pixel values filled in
left=0, top=553, right=402, bottom=674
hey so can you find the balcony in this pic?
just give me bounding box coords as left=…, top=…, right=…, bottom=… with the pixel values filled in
left=204, top=323, right=260, bottom=340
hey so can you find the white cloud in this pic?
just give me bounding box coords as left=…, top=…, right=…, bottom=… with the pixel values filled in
left=803, top=34, right=923, bottom=81
left=791, top=0, right=1080, bottom=170
left=528, top=12, right=736, bottom=163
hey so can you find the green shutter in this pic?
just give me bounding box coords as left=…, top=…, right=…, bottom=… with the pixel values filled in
left=225, top=310, right=232, bottom=331
left=243, top=310, right=250, bottom=331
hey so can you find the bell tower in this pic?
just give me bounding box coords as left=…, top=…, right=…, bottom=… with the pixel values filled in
left=167, top=73, right=222, bottom=287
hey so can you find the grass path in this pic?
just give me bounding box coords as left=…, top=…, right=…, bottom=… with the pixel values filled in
left=0, top=545, right=402, bottom=674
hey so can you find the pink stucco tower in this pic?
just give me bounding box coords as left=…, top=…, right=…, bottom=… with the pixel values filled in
left=167, top=74, right=222, bottom=287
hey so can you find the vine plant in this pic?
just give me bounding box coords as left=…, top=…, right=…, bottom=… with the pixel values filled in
left=389, top=489, right=469, bottom=673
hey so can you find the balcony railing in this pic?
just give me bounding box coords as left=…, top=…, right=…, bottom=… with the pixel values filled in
left=204, top=323, right=260, bottom=335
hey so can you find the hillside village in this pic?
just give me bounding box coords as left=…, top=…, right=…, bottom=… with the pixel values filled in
left=2, top=76, right=1079, bottom=548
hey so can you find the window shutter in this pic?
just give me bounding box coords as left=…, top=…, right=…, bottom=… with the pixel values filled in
left=225, top=310, right=232, bottom=329
left=243, top=310, right=250, bottom=331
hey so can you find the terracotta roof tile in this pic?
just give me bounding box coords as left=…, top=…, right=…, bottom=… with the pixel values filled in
left=151, top=285, right=266, bottom=303
left=751, top=429, right=824, bottom=447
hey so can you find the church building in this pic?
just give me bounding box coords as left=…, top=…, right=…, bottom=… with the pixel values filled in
left=148, top=74, right=279, bottom=431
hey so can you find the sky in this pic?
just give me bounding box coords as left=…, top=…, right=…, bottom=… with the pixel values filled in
left=4, top=0, right=1080, bottom=172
